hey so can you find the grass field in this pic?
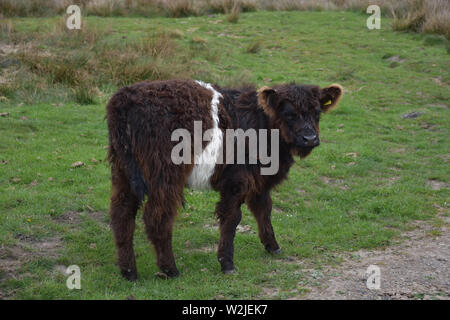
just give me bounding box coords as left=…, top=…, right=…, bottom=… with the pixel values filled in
left=0, top=11, right=449, bottom=299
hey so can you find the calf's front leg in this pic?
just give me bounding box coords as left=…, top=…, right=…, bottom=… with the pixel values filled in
left=246, top=191, right=281, bottom=254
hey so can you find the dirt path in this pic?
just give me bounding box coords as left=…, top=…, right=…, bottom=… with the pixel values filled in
left=291, top=213, right=450, bottom=300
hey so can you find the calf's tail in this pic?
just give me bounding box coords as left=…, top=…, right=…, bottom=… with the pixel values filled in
left=106, top=90, right=149, bottom=204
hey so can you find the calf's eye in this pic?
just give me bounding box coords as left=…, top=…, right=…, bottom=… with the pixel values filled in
left=286, top=113, right=297, bottom=121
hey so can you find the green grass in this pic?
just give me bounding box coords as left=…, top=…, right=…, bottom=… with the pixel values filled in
left=0, top=11, right=449, bottom=299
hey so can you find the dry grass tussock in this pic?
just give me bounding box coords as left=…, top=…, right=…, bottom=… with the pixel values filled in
left=0, top=0, right=448, bottom=37
left=0, top=19, right=192, bottom=104
left=390, top=0, right=450, bottom=39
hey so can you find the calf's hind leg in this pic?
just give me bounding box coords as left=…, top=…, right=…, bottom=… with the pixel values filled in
left=143, top=183, right=183, bottom=278
left=110, top=167, right=140, bottom=281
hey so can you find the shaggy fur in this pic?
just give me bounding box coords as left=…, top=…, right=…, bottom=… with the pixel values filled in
left=106, top=79, right=343, bottom=279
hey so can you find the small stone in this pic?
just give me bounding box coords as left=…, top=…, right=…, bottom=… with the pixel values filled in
left=71, top=161, right=84, bottom=168
left=402, top=112, right=424, bottom=119
left=387, top=55, right=406, bottom=63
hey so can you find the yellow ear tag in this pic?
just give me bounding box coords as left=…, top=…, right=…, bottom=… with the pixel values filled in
left=323, top=100, right=332, bottom=106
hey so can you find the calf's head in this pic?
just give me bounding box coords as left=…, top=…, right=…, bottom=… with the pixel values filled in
left=258, top=83, right=343, bottom=158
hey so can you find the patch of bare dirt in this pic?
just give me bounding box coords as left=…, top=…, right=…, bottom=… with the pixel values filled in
left=286, top=214, right=450, bottom=300
left=0, top=211, right=109, bottom=298
left=190, top=245, right=216, bottom=254
left=261, top=287, right=280, bottom=298
left=320, top=176, right=349, bottom=191
left=202, top=223, right=254, bottom=234
left=203, top=223, right=219, bottom=231
left=389, top=148, right=407, bottom=154
left=54, top=211, right=82, bottom=225
left=236, top=224, right=254, bottom=234
left=0, top=236, right=63, bottom=298
left=427, top=180, right=449, bottom=191
left=54, top=211, right=109, bottom=228
left=273, top=207, right=283, bottom=214
left=383, top=176, right=401, bottom=187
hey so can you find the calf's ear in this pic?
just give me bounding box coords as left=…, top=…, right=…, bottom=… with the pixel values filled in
left=320, top=84, right=343, bottom=112
left=257, top=86, right=278, bottom=118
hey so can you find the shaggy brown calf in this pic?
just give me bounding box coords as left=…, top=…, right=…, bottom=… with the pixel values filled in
left=106, top=79, right=343, bottom=280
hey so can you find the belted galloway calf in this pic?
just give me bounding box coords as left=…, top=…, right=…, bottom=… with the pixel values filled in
left=106, top=79, right=343, bottom=280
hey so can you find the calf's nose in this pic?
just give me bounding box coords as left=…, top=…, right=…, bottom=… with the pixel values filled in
left=303, top=134, right=319, bottom=147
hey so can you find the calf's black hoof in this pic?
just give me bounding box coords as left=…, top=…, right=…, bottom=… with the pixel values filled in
left=161, top=267, right=180, bottom=278
left=222, top=268, right=236, bottom=275
left=219, top=260, right=235, bottom=274
left=121, top=269, right=138, bottom=281
left=266, top=246, right=282, bottom=255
